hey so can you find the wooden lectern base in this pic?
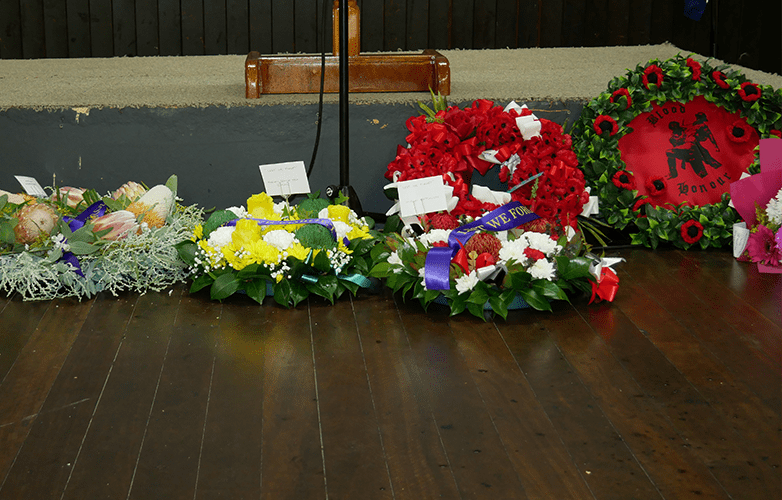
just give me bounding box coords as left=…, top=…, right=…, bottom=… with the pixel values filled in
left=244, top=49, right=450, bottom=97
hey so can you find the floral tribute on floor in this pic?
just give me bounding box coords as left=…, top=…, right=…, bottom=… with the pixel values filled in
left=0, top=175, right=202, bottom=300
left=370, top=98, right=619, bottom=319
left=176, top=192, right=378, bottom=307
left=572, top=54, right=782, bottom=249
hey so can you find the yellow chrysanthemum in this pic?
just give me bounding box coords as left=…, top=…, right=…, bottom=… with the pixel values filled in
left=193, top=224, right=204, bottom=241
left=247, top=193, right=279, bottom=220
left=346, top=225, right=370, bottom=241
left=232, top=219, right=262, bottom=247
left=324, top=204, right=352, bottom=223
left=246, top=239, right=282, bottom=266
left=287, top=241, right=311, bottom=262
left=221, top=241, right=253, bottom=271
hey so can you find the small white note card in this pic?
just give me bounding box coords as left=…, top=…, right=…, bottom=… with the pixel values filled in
left=397, top=175, right=448, bottom=218
left=259, top=161, right=310, bottom=197
left=15, top=176, right=47, bottom=197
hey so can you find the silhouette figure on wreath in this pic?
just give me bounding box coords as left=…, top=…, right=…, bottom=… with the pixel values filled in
left=666, top=113, right=721, bottom=179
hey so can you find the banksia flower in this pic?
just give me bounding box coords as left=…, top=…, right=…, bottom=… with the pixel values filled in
left=14, top=202, right=59, bottom=244
left=112, top=181, right=147, bottom=202
left=52, top=187, right=86, bottom=208
left=127, top=185, right=174, bottom=228
left=92, top=210, right=139, bottom=240
left=464, top=232, right=502, bottom=260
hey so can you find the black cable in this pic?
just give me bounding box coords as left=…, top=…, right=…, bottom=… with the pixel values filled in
left=307, top=0, right=329, bottom=178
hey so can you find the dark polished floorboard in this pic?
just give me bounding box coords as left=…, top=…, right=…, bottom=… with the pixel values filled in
left=0, top=248, right=779, bottom=500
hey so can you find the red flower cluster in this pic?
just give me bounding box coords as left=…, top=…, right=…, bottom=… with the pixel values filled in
left=738, top=82, right=761, bottom=102
left=686, top=58, right=702, bottom=80
left=610, top=88, right=632, bottom=109
left=643, top=65, right=664, bottom=89
left=386, top=100, right=587, bottom=228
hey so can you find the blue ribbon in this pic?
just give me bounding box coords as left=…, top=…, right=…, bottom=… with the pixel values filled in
left=225, top=216, right=351, bottom=247
left=59, top=200, right=108, bottom=277
left=424, top=201, right=539, bottom=290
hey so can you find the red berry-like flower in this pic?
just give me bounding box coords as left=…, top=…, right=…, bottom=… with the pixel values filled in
left=643, top=65, right=664, bottom=89
left=738, top=82, right=761, bottom=102
left=727, top=119, right=753, bottom=143
left=712, top=70, right=729, bottom=89
left=612, top=170, right=636, bottom=190
left=645, top=176, right=667, bottom=196
left=610, top=88, right=632, bottom=109
left=428, top=212, right=460, bottom=230
left=464, top=232, right=503, bottom=260
left=686, top=58, right=701, bottom=80
left=593, top=115, right=619, bottom=136
left=681, top=219, right=704, bottom=245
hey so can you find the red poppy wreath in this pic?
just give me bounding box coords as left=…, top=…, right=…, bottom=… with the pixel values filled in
left=571, top=54, right=782, bottom=249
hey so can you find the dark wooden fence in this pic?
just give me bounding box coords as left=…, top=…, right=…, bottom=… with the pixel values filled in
left=1, top=0, right=779, bottom=74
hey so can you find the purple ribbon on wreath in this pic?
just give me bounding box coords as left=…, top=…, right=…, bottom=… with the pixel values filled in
left=59, top=200, right=108, bottom=277
left=224, top=217, right=351, bottom=247
left=424, top=201, right=539, bottom=290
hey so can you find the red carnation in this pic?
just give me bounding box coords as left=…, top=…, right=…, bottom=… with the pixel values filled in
left=681, top=219, right=704, bottom=245
left=712, top=70, right=730, bottom=89
left=593, top=115, right=619, bottom=136
left=523, top=247, right=546, bottom=262
left=645, top=176, right=667, bottom=196
left=610, top=88, right=632, bottom=109
left=643, top=65, right=664, bottom=89
left=686, top=58, right=701, bottom=80
left=612, top=170, right=636, bottom=190
left=464, top=232, right=502, bottom=260
left=738, top=82, right=761, bottom=102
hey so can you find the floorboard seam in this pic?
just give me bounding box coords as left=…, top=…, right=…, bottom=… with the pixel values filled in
left=307, top=299, right=329, bottom=499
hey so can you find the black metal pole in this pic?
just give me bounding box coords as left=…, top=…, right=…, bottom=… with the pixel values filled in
left=339, top=0, right=349, bottom=188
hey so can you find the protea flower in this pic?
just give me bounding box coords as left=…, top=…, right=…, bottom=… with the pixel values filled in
left=112, top=181, right=147, bottom=202
left=52, top=187, right=86, bottom=208
left=126, top=184, right=174, bottom=228
left=0, top=189, right=31, bottom=205
left=92, top=210, right=139, bottom=240
left=13, top=202, right=59, bottom=244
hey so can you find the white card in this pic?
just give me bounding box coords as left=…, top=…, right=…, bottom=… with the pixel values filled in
left=15, top=176, right=47, bottom=197
left=259, top=161, right=310, bottom=197
left=397, top=176, right=448, bottom=218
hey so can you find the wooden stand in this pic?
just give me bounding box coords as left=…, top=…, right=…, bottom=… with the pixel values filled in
left=245, top=0, right=450, bottom=97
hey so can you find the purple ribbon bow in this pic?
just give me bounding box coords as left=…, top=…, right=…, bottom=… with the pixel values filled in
left=59, top=200, right=108, bottom=277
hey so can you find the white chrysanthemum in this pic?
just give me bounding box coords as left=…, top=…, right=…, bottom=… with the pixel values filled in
left=455, top=271, right=480, bottom=294
left=524, top=232, right=561, bottom=257
left=226, top=206, right=249, bottom=218
left=206, top=226, right=236, bottom=251
left=495, top=230, right=509, bottom=242
left=766, top=188, right=782, bottom=226
left=498, top=238, right=529, bottom=264
left=418, top=267, right=428, bottom=290
left=273, top=201, right=287, bottom=215
left=419, top=229, right=451, bottom=247
left=332, top=220, right=353, bottom=241
left=263, top=229, right=297, bottom=250
left=529, top=259, right=556, bottom=281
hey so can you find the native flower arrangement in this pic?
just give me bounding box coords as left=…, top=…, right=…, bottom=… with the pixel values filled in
left=0, top=175, right=202, bottom=300
left=175, top=192, right=378, bottom=307
left=373, top=97, right=617, bottom=319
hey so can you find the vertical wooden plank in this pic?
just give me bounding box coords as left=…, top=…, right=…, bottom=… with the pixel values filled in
left=582, top=0, right=606, bottom=46
left=427, top=0, right=449, bottom=48
left=498, top=309, right=664, bottom=499
left=43, top=0, right=68, bottom=57
left=226, top=0, right=249, bottom=54
left=158, top=0, right=182, bottom=55
left=1, top=0, right=24, bottom=58
left=310, top=298, right=393, bottom=499
left=89, top=0, right=114, bottom=56
left=394, top=299, right=529, bottom=498
left=448, top=315, right=596, bottom=500
left=112, top=0, right=136, bottom=55
left=494, top=0, right=518, bottom=49
left=384, top=0, right=406, bottom=50
left=350, top=291, right=461, bottom=499
left=20, top=0, right=45, bottom=58
left=0, top=298, right=93, bottom=484
left=406, top=0, right=428, bottom=50
left=136, top=0, right=160, bottom=56
left=271, top=0, right=294, bottom=53
left=204, top=0, right=227, bottom=54
left=59, top=288, right=184, bottom=500
left=258, top=303, right=325, bottom=500
left=294, top=0, right=318, bottom=53
left=517, top=0, right=538, bottom=48
left=627, top=0, right=653, bottom=45
left=126, top=296, right=221, bottom=499
left=182, top=0, right=205, bottom=55
left=472, top=0, right=495, bottom=49
left=65, top=0, right=90, bottom=57
left=0, top=294, right=138, bottom=499
left=450, top=0, right=474, bottom=48
left=0, top=298, right=50, bottom=384
left=649, top=0, right=674, bottom=45
left=605, top=0, right=629, bottom=45
left=359, top=0, right=383, bottom=52
left=560, top=0, right=586, bottom=47
left=758, top=0, right=782, bottom=73
left=249, top=0, right=272, bottom=53
left=538, top=0, right=562, bottom=47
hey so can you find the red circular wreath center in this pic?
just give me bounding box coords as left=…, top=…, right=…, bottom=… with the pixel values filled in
left=617, top=95, right=759, bottom=208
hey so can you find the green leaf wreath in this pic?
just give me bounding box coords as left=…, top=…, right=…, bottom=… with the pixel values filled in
left=572, top=54, right=782, bottom=249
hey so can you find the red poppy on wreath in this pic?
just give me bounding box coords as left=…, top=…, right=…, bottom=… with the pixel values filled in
left=771, top=130, right=782, bottom=138
left=593, top=115, right=619, bottom=136
left=610, top=88, right=632, bottom=109
left=681, top=219, right=704, bottom=244
left=712, top=70, right=729, bottom=89
left=612, top=170, right=636, bottom=190
left=632, top=197, right=649, bottom=214
left=642, top=65, right=664, bottom=89
left=727, top=119, right=753, bottom=143
left=645, top=176, right=667, bottom=196
left=686, top=58, right=701, bottom=80
left=738, top=82, right=761, bottom=102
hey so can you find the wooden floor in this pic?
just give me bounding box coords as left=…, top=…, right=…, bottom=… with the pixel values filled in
left=0, top=247, right=779, bottom=500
